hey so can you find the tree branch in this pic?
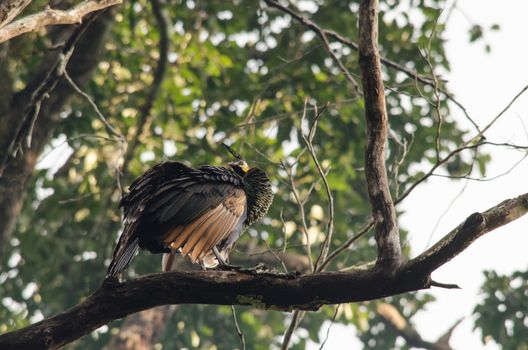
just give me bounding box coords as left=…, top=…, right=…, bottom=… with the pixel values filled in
left=0, top=0, right=31, bottom=29
left=1, top=190, right=526, bottom=348
left=262, top=0, right=480, bottom=132
left=0, top=10, right=113, bottom=258
left=358, top=0, right=402, bottom=272
left=0, top=9, right=106, bottom=177
left=263, top=0, right=360, bottom=94
left=0, top=269, right=426, bottom=349
left=0, top=0, right=122, bottom=43
left=377, top=303, right=455, bottom=350
left=405, top=192, right=528, bottom=277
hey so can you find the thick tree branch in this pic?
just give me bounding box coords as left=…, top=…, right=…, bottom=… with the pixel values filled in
left=405, top=192, right=528, bottom=277
left=0, top=0, right=121, bottom=43
left=0, top=9, right=105, bottom=177
left=358, top=0, right=402, bottom=271
left=0, top=0, right=31, bottom=29
left=0, top=269, right=428, bottom=349
left=104, top=249, right=309, bottom=349
left=0, top=191, right=526, bottom=348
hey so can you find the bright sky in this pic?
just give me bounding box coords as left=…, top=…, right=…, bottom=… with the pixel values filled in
left=310, top=1, right=528, bottom=349
left=406, top=1, right=528, bottom=348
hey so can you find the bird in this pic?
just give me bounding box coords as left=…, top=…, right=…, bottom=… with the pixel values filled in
left=106, top=144, right=273, bottom=278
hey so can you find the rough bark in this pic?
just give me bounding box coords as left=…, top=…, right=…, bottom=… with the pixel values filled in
left=103, top=249, right=310, bottom=349
left=0, top=10, right=113, bottom=258
left=0, top=268, right=427, bottom=349
left=0, top=0, right=121, bottom=43
left=0, top=192, right=526, bottom=349
left=358, top=0, right=402, bottom=271
left=0, top=0, right=31, bottom=29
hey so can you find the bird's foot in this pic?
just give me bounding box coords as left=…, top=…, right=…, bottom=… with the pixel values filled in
left=215, top=262, right=243, bottom=271
left=102, top=275, right=122, bottom=288
left=238, top=262, right=272, bottom=274
left=246, top=265, right=301, bottom=279
left=215, top=263, right=300, bottom=278
left=215, top=262, right=270, bottom=273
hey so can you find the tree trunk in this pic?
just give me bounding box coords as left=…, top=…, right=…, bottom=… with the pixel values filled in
left=0, top=10, right=113, bottom=258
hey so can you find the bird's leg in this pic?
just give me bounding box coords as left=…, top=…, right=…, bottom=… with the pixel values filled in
left=213, top=247, right=242, bottom=270
left=162, top=250, right=176, bottom=272
left=161, top=245, right=178, bottom=272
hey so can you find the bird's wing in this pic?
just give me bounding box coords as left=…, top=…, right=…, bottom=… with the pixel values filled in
left=108, top=162, right=192, bottom=278
left=107, top=162, right=247, bottom=277
left=161, top=186, right=246, bottom=263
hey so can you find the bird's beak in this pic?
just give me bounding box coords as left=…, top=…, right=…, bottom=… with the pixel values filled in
left=241, top=163, right=250, bottom=173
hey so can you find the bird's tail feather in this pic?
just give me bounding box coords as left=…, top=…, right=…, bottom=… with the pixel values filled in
left=106, top=236, right=139, bottom=278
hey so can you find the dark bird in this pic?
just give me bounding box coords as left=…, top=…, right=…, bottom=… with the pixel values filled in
left=106, top=145, right=273, bottom=278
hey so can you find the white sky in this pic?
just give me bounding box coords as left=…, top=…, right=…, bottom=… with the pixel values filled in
left=310, top=1, right=528, bottom=349
left=406, top=0, right=528, bottom=348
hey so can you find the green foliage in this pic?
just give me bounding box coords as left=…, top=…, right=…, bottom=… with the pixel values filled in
left=474, top=270, right=528, bottom=350
left=0, top=0, right=503, bottom=349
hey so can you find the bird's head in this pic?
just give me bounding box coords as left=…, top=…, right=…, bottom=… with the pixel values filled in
left=222, top=143, right=250, bottom=176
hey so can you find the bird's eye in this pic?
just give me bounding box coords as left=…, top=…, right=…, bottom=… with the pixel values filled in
left=239, top=161, right=250, bottom=172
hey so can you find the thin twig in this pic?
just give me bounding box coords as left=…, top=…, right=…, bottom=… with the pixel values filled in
left=0, top=10, right=103, bottom=177
left=263, top=0, right=360, bottom=95
left=296, top=100, right=334, bottom=272
left=475, top=84, right=528, bottom=139
left=231, top=306, right=246, bottom=350
left=395, top=142, right=480, bottom=204
left=396, top=82, right=528, bottom=204
left=64, top=70, right=122, bottom=140
left=263, top=0, right=481, bottom=132
left=281, top=310, right=305, bottom=350
left=318, top=219, right=374, bottom=271
left=319, top=305, right=340, bottom=350
left=263, top=239, right=288, bottom=273
left=64, top=69, right=126, bottom=192
left=421, top=11, right=444, bottom=163
left=58, top=191, right=103, bottom=204
left=282, top=159, right=314, bottom=272
left=424, top=176, right=470, bottom=250
left=432, top=152, right=528, bottom=182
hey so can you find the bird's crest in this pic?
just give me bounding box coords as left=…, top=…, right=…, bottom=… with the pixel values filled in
left=221, top=143, right=243, bottom=161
